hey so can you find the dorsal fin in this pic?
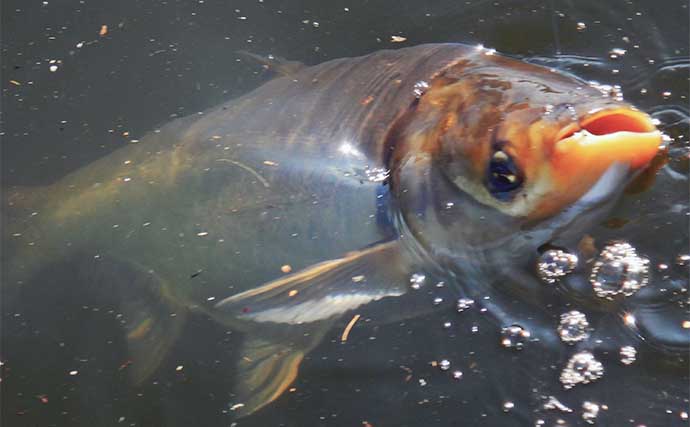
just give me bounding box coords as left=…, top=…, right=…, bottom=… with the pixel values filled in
left=236, top=50, right=307, bottom=77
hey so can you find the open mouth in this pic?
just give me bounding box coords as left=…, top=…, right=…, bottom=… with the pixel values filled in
left=554, top=108, right=662, bottom=170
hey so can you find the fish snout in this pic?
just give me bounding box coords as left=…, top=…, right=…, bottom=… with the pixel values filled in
left=550, top=108, right=662, bottom=184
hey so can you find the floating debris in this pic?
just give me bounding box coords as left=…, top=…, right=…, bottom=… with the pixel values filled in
left=590, top=242, right=649, bottom=299
left=557, top=311, right=590, bottom=344
left=456, top=298, right=475, bottom=313
left=99, top=24, right=108, bottom=36
left=560, top=351, right=604, bottom=389
left=537, top=249, right=578, bottom=284
left=500, top=324, right=531, bottom=350
left=619, top=346, right=637, bottom=365
left=409, top=273, right=426, bottom=290
left=581, top=401, right=601, bottom=424
left=341, top=314, right=361, bottom=342
left=390, top=35, right=407, bottom=43
left=280, top=264, right=292, bottom=273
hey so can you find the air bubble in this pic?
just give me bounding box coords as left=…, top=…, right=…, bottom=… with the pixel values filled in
left=619, top=346, right=637, bottom=365
left=413, top=81, right=429, bottom=98
left=581, top=401, right=601, bottom=424
left=590, top=242, right=649, bottom=299
left=559, top=351, right=604, bottom=389
left=557, top=311, right=590, bottom=344
left=409, top=273, right=426, bottom=290
left=500, top=324, right=531, bottom=350
left=432, top=297, right=443, bottom=306
left=439, top=359, right=451, bottom=371
left=456, top=298, right=475, bottom=312
left=452, top=370, right=463, bottom=380
left=537, top=250, right=578, bottom=284
left=503, top=401, right=515, bottom=412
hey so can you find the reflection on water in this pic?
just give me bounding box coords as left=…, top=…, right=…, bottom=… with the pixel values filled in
left=2, top=0, right=688, bottom=426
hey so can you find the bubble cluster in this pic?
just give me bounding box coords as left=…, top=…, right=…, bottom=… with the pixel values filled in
left=500, top=324, right=531, bottom=350
left=537, top=249, right=579, bottom=284
left=557, top=311, right=590, bottom=344
left=590, top=242, right=650, bottom=299
left=619, top=346, right=637, bottom=365
left=559, top=351, right=604, bottom=389
left=456, top=298, right=475, bottom=313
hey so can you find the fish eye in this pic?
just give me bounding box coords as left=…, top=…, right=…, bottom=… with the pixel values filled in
left=487, top=147, right=523, bottom=200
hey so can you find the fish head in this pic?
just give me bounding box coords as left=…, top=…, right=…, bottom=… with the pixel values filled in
left=390, top=68, right=663, bottom=269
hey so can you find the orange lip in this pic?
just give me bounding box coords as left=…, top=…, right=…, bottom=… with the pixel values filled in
left=553, top=108, right=662, bottom=177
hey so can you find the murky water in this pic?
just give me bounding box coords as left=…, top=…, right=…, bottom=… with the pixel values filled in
left=2, top=1, right=688, bottom=426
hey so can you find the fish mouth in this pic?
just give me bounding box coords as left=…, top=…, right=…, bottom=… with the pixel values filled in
left=553, top=108, right=662, bottom=171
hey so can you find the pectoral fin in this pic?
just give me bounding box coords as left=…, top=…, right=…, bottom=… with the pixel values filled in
left=215, top=240, right=410, bottom=325
left=229, top=337, right=305, bottom=417
left=218, top=239, right=413, bottom=417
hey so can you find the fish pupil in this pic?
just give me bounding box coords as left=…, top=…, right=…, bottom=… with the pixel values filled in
left=487, top=150, right=523, bottom=200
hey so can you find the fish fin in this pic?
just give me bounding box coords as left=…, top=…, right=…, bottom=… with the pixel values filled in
left=79, top=257, right=187, bottom=385
left=229, top=337, right=306, bottom=416
left=215, top=240, right=410, bottom=325
left=235, top=50, right=307, bottom=77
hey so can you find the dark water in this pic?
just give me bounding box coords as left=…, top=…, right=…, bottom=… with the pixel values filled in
left=2, top=0, right=688, bottom=426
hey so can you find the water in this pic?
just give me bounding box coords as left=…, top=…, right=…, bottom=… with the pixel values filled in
left=2, top=0, right=689, bottom=426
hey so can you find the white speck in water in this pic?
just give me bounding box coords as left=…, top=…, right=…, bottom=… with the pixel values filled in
left=619, top=345, right=637, bottom=365
left=456, top=298, right=475, bottom=313
left=559, top=351, right=604, bottom=389
left=49, top=64, right=58, bottom=72
left=471, top=325, right=479, bottom=333
left=452, top=370, right=463, bottom=380
left=312, top=21, right=319, bottom=28
left=537, top=249, right=578, bottom=284
left=418, top=378, right=427, bottom=386
left=175, top=365, right=184, bottom=371
left=590, top=242, right=649, bottom=299
left=413, top=80, right=430, bottom=98
left=500, top=324, right=531, bottom=350
left=582, top=401, right=601, bottom=424
left=432, top=297, right=443, bottom=306
left=608, top=48, right=627, bottom=59
left=676, top=253, right=690, bottom=267
left=442, top=321, right=452, bottom=329
left=503, top=401, right=515, bottom=412
left=409, top=273, right=426, bottom=290
left=229, top=403, right=245, bottom=411
left=439, top=359, right=451, bottom=371
left=576, top=22, right=587, bottom=31
left=681, top=411, right=688, bottom=420
left=197, top=231, right=209, bottom=237
left=543, top=396, right=573, bottom=413
left=557, top=311, right=590, bottom=344
left=662, top=91, right=672, bottom=98
left=69, top=370, right=78, bottom=376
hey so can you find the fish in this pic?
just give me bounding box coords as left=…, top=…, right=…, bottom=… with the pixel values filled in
left=2, top=43, right=663, bottom=417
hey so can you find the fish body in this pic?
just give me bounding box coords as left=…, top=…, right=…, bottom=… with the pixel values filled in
left=3, top=44, right=663, bottom=416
